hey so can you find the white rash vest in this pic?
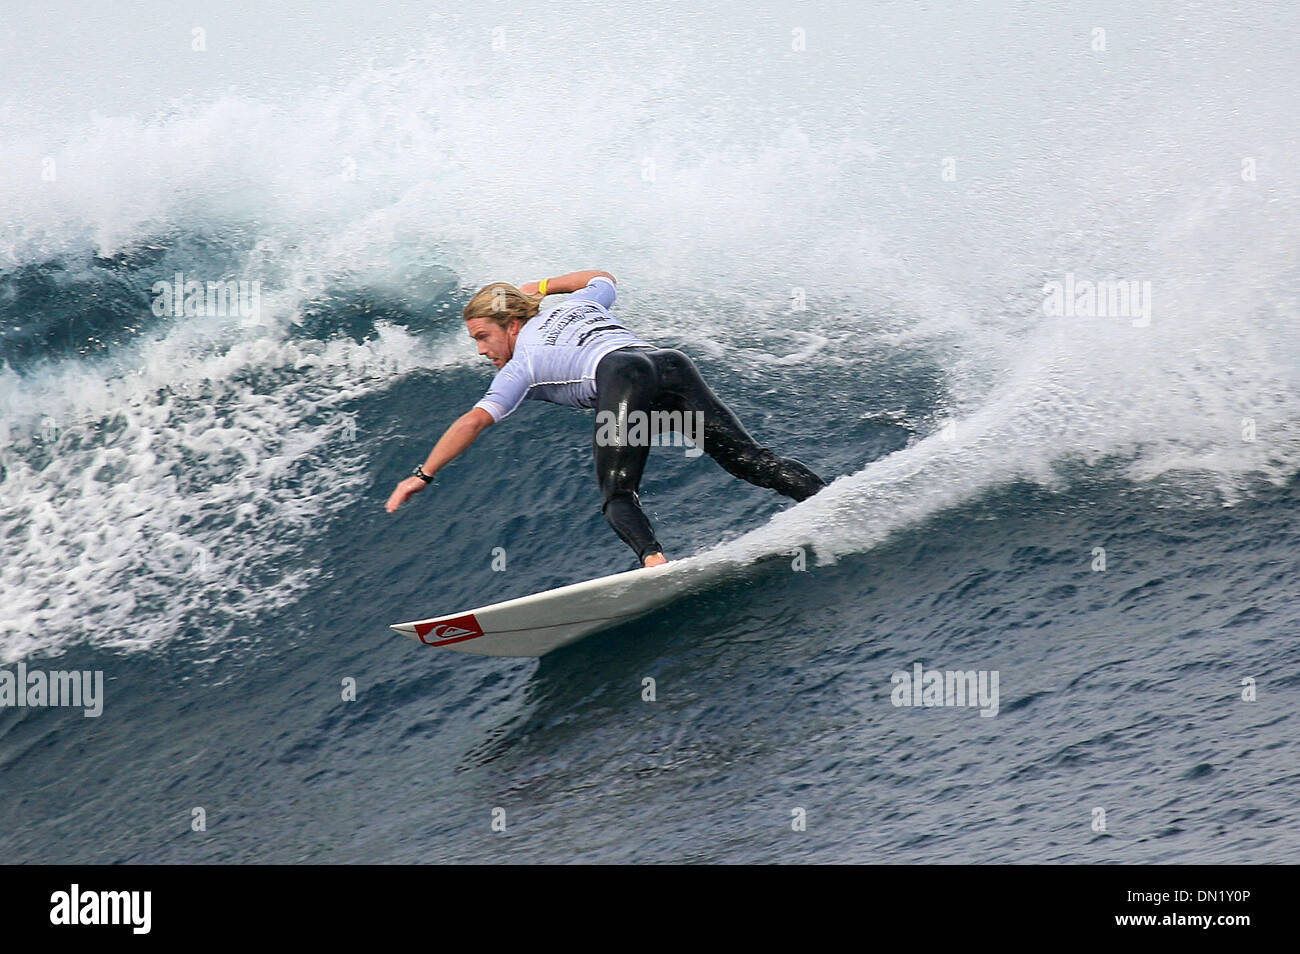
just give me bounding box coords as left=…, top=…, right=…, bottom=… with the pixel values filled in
left=472, top=276, right=652, bottom=423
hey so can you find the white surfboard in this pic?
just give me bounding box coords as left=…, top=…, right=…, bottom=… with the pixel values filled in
left=390, top=558, right=740, bottom=657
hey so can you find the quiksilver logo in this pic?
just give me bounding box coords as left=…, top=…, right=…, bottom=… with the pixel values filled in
left=415, top=614, right=483, bottom=645
left=49, top=884, right=151, bottom=934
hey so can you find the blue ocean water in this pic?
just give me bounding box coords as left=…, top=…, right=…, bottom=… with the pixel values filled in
left=2, top=1, right=1298, bottom=863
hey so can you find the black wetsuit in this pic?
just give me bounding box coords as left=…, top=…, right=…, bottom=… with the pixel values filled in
left=592, top=346, right=827, bottom=562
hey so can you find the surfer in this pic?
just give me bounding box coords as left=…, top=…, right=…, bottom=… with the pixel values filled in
left=385, top=271, right=827, bottom=567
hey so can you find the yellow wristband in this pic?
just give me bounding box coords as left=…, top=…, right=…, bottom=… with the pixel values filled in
left=537, top=278, right=549, bottom=296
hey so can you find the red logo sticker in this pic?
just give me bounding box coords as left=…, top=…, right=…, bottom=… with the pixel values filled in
left=415, top=613, right=485, bottom=646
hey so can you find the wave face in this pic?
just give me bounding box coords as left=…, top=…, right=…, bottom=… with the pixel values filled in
left=1, top=0, right=1298, bottom=863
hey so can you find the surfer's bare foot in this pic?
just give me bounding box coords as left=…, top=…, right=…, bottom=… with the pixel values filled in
left=643, top=552, right=668, bottom=567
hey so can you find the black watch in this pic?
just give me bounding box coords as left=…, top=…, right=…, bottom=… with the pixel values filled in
left=411, top=465, right=434, bottom=484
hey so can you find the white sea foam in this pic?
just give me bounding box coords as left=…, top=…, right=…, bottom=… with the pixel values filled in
left=0, top=322, right=465, bottom=664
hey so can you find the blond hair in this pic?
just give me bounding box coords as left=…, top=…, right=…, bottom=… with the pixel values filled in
left=462, top=282, right=543, bottom=328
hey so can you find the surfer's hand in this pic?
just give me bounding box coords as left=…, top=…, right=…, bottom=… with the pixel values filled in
left=518, top=281, right=541, bottom=296
left=386, top=476, right=428, bottom=513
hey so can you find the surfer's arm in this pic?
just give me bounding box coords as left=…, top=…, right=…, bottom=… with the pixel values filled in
left=524, top=270, right=616, bottom=296
left=419, top=408, right=494, bottom=478
left=385, top=409, right=493, bottom=513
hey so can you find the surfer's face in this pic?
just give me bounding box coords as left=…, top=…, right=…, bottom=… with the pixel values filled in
left=466, top=317, right=522, bottom=369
